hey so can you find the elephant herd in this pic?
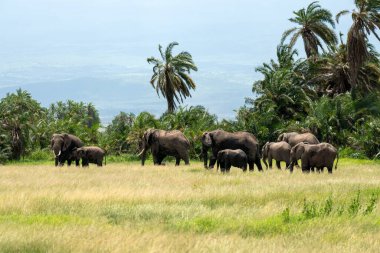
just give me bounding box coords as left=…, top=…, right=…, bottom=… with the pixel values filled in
left=51, top=130, right=339, bottom=173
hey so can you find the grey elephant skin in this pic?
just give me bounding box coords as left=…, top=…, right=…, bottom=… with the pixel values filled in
left=288, top=142, right=339, bottom=173
left=202, top=130, right=262, bottom=171
left=71, top=146, right=106, bottom=167
left=277, top=132, right=319, bottom=147
left=216, top=149, right=247, bottom=173
left=139, top=129, right=190, bottom=166
left=262, top=141, right=291, bottom=170
left=51, top=133, right=83, bottom=167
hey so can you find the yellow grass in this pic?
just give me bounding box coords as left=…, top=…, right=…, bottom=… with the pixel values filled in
left=0, top=159, right=380, bottom=252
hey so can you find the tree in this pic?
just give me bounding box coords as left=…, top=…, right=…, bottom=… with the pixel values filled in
left=0, top=89, right=44, bottom=160
left=100, top=112, right=135, bottom=154
left=336, top=0, right=380, bottom=91
left=147, top=42, right=198, bottom=113
left=282, top=1, right=337, bottom=58
left=251, top=44, right=313, bottom=121
left=310, top=42, right=380, bottom=96
left=46, top=100, right=101, bottom=145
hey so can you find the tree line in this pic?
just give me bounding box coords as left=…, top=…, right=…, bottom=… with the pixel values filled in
left=0, top=0, right=379, bottom=163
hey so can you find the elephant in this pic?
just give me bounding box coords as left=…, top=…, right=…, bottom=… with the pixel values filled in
left=70, top=146, right=106, bottom=167
left=262, top=141, right=291, bottom=170
left=277, top=132, right=319, bottom=147
left=138, top=129, right=190, bottom=166
left=50, top=133, right=83, bottom=167
left=216, top=149, right=247, bottom=173
left=288, top=142, right=339, bottom=173
left=201, top=130, right=262, bottom=171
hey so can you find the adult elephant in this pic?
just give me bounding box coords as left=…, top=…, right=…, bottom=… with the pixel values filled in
left=201, top=130, right=262, bottom=171
left=262, top=141, right=291, bottom=170
left=288, top=142, right=339, bottom=173
left=138, top=129, right=190, bottom=166
left=50, top=133, right=83, bottom=167
left=277, top=132, right=319, bottom=147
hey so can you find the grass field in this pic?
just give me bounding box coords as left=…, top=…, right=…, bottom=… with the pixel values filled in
left=0, top=159, right=380, bottom=253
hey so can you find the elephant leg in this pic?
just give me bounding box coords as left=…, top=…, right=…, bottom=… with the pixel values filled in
left=183, top=155, right=190, bottom=165
left=295, top=160, right=300, bottom=168
left=248, top=160, right=254, bottom=171
left=302, top=164, right=310, bottom=173
left=157, top=154, right=166, bottom=165
left=310, top=167, right=315, bottom=173
left=327, top=167, right=332, bottom=174
left=67, top=159, right=72, bottom=167
left=175, top=157, right=180, bottom=166
left=226, top=162, right=231, bottom=173
left=276, top=160, right=281, bottom=170
left=82, top=159, right=89, bottom=167
left=152, top=153, right=159, bottom=165
left=242, top=162, right=247, bottom=172
left=55, top=157, right=59, bottom=167
left=285, top=162, right=290, bottom=169
left=75, top=159, right=80, bottom=167
left=209, top=157, right=217, bottom=169
left=255, top=159, right=263, bottom=172
left=268, top=158, right=273, bottom=169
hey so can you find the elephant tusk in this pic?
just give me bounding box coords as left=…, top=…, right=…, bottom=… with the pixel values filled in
left=137, top=150, right=144, bottom=157
left=56, top=150, right=61, bottom=157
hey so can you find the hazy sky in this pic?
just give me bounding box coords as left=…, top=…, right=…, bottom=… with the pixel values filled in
left=0, top=0, right=361, bottom=122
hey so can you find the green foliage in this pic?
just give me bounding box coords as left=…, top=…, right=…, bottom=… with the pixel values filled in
left=0, top=89, right=45, bottom=160
left=348, top=191, right=361, bottom=216
left=45, top=100, right=100, bottom=145
left=364, top=193, right=378, bottom=215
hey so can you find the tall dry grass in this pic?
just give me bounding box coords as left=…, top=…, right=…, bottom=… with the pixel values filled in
left=0, top=159, right=379, bottom=252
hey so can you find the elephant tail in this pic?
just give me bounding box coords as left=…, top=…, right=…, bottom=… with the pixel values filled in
left=216, top=159, right=219, bottom=171
left=335, top=149, right=339, bottom=170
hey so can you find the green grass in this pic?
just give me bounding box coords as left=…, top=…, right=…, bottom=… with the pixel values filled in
left=0, top=158, right=379, bottom=252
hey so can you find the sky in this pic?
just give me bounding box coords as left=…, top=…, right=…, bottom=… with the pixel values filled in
left=0, top=0, right=360, bottom=123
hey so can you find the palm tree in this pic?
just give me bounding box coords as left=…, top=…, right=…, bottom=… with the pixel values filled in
left=282, top=1, right=337, bottom=58
left=147, top=42, right=198, bottom=113
left=252, top=44, right=314, bottom=120
left=310, top=42, right=380, bottom=96
left=336, top=0, right=380, bottom=92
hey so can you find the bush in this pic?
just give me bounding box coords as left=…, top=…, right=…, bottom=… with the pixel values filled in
left=25, top=150, right=53, bottom=162
left=339, top=147, right=367, bottom=159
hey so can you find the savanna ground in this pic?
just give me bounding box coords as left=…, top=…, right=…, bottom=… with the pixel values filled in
left=0, top=159, right=379, bottom=253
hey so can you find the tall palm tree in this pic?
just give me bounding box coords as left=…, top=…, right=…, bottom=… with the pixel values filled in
left=336, top=0, right=380, bottom=92
left=282, top=1, right=337, bottom=58
left=147, top=42, right=198, bottom=113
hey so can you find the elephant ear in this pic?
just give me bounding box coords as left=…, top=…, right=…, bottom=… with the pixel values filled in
left=277, top=134, right=284, bottom=142
left=295, top=143, right=305, bottom=158
left=62, top=134, right=72, bottom=152
left=202, top=132, right=213, bottom=147
left=145, top=129, right=157, bottom=145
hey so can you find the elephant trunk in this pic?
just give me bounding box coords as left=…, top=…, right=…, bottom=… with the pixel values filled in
left=140, top=149, right=147, bottom=166
left=287, top=156, right=296, bottom=172
left=138, top=139, right=148, bottom=166
left=52, top=145, right=61, bottom=157
left=202, top=145, right=209, bottom=169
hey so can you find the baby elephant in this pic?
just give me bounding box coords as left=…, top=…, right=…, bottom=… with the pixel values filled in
left=262, top=141, right=291, bottom=170
left=71, top=146, right=106, bottom=167
left=216, top=149, right=247, bottom=173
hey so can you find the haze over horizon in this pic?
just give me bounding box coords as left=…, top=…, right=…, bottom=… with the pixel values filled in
left=0, top=0, right=361, bottom=123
